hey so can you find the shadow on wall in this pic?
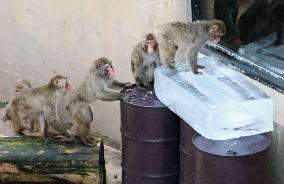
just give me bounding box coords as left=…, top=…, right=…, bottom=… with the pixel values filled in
left=0, top=23, right=90, bottom=100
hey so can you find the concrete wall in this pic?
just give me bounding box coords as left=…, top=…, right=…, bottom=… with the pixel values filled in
left=0, top=0, right=190, bottom=141
left=0, top=0, right=284, bottom=183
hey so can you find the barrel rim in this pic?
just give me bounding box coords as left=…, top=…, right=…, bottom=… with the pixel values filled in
left=120, top=98, right=166, bottom=108
left=192, top=133, right=271, bottom=157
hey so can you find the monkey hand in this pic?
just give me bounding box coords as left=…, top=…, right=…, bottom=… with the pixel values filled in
left=167, top=64, right=177, bottom=71
left=124, top=82, right=132, bottom=88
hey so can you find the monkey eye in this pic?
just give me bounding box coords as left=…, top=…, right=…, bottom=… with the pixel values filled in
left=55, top=80, right=58, bottom=85
left=147, top=41, right=155, bottom=44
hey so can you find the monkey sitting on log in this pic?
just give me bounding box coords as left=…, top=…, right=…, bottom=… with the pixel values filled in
left=154, top=19, right=226, bottom=74
left=56, top=57, right=131, bottom=146
left=1, top=79, right=38, bottom=133
left=9, top=75, right=71, bottom=143
left=131, top=33, right=161, bottom=88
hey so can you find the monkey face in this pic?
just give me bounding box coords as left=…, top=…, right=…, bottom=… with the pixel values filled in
left=14, top=85, right=26, bottom=97
left=91, top=57, right=116, bottom=78
left=51, top=76, right=71, bottom=94
left=209, top=20, right=226, bottom=43
left=106, top=63, right=115, bottom=77
left=13, top=80, right=32, bottom=97
left=145, top=40, right=156, bottom=54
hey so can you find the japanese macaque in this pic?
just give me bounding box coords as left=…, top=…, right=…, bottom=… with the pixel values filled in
left=9, top=75, right=71, bottom=143
left=154, top=19, right=226, bottom=74
left=57, top=57, right=130, bottom=146
left=1, top=79, right=39, bottom=133
left=238, top=0, right=274, bottom=45
left=131, top=33, right=161, bottom=88
left=270, top=0, right=284, bottom=46
left=2, top=79, right=32, bottom=122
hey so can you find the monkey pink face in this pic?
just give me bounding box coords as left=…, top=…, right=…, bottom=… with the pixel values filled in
left=107, top=63, right=115, bottom=77
left=66, top=81, right=71, bottom=92
left=213, top=35, right=222, bottom=43
left=54, top=78, right=71, bottom=92
left=14, top=85, right=24, bottom=97
left=146, top=40, right=156, bottom=54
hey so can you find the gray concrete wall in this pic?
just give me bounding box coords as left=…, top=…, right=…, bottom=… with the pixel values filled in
left=0, top=0, right=190, bottom=141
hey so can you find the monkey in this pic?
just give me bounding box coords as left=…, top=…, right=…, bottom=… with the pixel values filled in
left=154, top=19, right=226, bottom=74
left=131, top=33, right=161, bottom=88
left=238, top=0, right=275, bottom=45
left=1, top=79, right=38, bottom=133
left=56, top=57, right=130, bottom=146
left=9, top=75, right=71, bottom=143
left=2, top=79, right=31, bottom=122
left=270, top=0, right=284, bottom=46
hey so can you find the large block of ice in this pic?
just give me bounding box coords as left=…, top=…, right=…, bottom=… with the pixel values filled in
left=154, top=57, right=273, bottom=140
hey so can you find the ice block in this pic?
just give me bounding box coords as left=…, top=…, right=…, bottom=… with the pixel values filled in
left=154, top=57, right=273, bottom=140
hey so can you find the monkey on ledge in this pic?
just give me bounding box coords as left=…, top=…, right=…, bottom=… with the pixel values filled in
left=154, top=19, right=226, bottom=74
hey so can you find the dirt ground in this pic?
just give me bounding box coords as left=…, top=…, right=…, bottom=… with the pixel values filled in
left=0, top=108, right=122, bottom=184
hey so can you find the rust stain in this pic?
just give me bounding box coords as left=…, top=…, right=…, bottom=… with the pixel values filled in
left=0, top=163, right=18, bottom=172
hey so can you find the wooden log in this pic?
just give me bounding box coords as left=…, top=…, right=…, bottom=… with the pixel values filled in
left=0, top=136, right=106, bottom=184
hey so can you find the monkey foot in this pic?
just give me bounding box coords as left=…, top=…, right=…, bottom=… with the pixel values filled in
left=76, top=137, right=96, bottom=147
left=197, top=64, right=205, bottom=69
left=41, top=136, right=51, bottom=144
left=167, top=64, right=176, bottom=71
left=192, top=70, right=203, bottom=75
left=27, top=129, right=39, bottom=133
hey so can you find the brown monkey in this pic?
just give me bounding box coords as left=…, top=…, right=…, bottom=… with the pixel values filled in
left=154, top=19, right=226, bottom=74
left=2, top=79, right=32, bottom=122
left=131, top=33, right=161, bottom=88
left=9, top=75, right=71, bottom=143
left=57, top=57, right=130, bottom=146
left=1, top=79, right=39, bottom=133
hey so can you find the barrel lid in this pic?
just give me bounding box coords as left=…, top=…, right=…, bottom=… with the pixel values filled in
left=192, top=134, right=271, bottom=157
left=121, top=85, right=165, bottom=107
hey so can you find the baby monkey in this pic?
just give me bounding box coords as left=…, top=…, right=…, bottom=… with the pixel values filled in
left=131, top=33, right=161, bottom=87
left=1, top=79, right=37, bottom=133
left=154, top=19, right=226, bottom=74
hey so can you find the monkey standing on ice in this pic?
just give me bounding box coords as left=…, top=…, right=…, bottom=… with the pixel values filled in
left=131, top=33, right=161, bottom=87
left=57, top=57, right=130, bottom=146
left=9, top=75, right=71, bottom=143
left=154, top=19, right=226, bottom=74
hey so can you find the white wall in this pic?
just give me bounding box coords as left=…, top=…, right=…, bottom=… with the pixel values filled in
left=0, top=0, right=190, bottom=141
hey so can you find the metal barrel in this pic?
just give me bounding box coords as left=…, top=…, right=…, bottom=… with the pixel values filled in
left=179, top=119, right=197, bottom=184
left=193, top=134, right=272, bottom=184
left=120, top=85, right=180, bottom=184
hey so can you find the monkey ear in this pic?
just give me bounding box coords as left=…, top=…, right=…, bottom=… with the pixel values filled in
left=90, top=62, right=99, bottom=72
left=209, top=24, right=218, bottom=34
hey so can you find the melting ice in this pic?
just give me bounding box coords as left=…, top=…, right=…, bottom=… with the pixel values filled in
left=154, top=57, right=273, bottom=140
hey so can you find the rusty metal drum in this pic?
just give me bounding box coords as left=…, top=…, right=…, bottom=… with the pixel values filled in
left=193, top=133, right=272, bottom=184
left=120, top=85, right=180, bottom=184
left=180, top=119, right=197, bottom=184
